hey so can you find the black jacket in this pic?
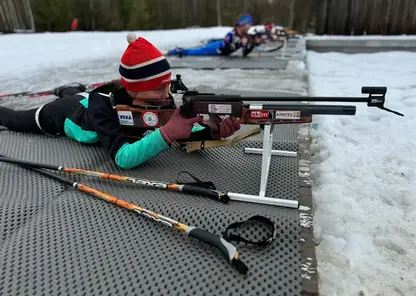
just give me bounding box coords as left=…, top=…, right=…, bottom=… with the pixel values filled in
left=61, top=82, right=214, bottom=169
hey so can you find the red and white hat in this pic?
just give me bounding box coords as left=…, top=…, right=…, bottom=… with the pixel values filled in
left=119, top=33, right=171, bottom=92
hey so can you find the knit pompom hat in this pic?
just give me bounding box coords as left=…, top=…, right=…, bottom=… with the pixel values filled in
left=119, top=33, right=171, bottom=92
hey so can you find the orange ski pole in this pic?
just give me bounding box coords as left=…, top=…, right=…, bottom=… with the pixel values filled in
left=0, top=155, right=229, bottom=204
left=0, top=155, right=248, bottom=275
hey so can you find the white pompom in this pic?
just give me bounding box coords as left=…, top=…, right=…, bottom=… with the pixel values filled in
left=126, top=32, right=137, bottom=44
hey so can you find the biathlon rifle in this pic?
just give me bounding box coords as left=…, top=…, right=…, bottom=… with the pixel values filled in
left=250, top=28, right=288, bottom=41
left=170, top=74, right=404, bottom=118
left=113, top=74, right=403, bottom=131
left=110, top=75, right=404, bottom=138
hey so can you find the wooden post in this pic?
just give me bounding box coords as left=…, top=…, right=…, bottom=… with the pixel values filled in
left=2, top=0, right=12, bottom=31
left=0, top=0, right=35, bottom=32
left=10, top=0, right=21, bottom=30
left=24, top=0, right=35, bottom=31
left=0, top=3, right=9, bottom=32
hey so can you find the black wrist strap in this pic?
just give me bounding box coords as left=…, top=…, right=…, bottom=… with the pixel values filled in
left=176, top=172, right=276, bottom=245
left=222, top=215, right=277, bottom=246
left=176, top=171, right=216, bottom=190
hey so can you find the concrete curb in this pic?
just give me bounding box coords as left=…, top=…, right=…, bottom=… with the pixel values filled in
left=306, top=37, right=416, bottom=53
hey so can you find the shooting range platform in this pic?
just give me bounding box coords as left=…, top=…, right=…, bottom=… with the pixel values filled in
left=306, top=36, right=416, bottom=53
left=166, top=55, right=290, bottom=70
left=0, top=111, right=318, bottom=295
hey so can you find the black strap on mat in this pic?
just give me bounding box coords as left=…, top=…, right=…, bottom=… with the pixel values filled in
left=176, top=171, right=216, bottom=190
left=222, top=215, right=277, bottom=246
left=176, top=171, right=276, bottom=246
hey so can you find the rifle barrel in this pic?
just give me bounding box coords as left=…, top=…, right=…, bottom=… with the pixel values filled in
left=242, top=96, right=369, bottom=103
left=256, top=104, right=356, bottom=115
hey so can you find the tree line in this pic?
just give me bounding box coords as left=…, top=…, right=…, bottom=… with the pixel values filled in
left=1, top=0, right=316, bottom=33
left=1, top=0, right=416, bottom=35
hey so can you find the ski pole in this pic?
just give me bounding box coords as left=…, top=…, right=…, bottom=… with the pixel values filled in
left=0, top=155, right=230, bottom=204
left=0, top=89, right=54, bottom=99
left=0, top=81, right=113, bottom=100
left=0, top=155, right=249, bottom=274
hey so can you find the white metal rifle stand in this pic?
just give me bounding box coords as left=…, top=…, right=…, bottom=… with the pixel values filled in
left=227, top=124, right=299, bottom=209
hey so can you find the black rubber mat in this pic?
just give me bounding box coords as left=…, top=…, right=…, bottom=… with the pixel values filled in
left=0, top=125, right=302, bottom=296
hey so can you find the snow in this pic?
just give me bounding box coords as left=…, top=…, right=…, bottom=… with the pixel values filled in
left=0, top=27, right=415, bottom=296
left=0, top=27, right=231, bottom=83
left=0, top=28, right=307, bottom=110
left=307, top=50, right=416, bottom=296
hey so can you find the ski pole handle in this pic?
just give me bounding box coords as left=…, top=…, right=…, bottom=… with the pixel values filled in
left=181, top=185, right=230, bottom=204
left=186, top=227, right=248, bottom=275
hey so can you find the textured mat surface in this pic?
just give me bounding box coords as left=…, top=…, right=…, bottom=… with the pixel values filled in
left=0, top=125, right=302, bottom=296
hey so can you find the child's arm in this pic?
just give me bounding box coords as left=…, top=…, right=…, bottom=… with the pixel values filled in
left=88, top=92, right=170, bottom=169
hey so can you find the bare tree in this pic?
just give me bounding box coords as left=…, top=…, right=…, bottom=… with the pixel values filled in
left=216, top=0, right=222, bottom=26
left=288, top=0, right=295, bottom=29
left=89, top=0, right=95, bottom=30
left=411, top=0, right=416, bottom=34
left=244, top=0, right=249, bottom=11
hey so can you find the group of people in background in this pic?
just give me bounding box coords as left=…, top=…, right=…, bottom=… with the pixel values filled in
left=167, top=13, right=288, bottom=57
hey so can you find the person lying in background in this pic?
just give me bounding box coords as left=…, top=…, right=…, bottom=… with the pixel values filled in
left=167, top=13, right=262, bottom=57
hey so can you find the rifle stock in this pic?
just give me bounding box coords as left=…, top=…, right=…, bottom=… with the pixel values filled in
left=114, top=104, right=314, bottom=129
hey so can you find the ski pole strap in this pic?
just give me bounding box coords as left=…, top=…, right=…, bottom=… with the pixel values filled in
left=176, top=171, right=216, bottom=190
left=222, top=215, right=277, bottom=246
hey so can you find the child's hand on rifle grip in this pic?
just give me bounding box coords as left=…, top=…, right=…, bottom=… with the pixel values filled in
left=204, top=115, right=241, bottom=139
left=160, top=108, right=203, bottom=144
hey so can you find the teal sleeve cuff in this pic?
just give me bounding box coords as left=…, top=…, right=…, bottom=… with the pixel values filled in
left=115, top=129, right=170, bottom=170
left=191, top=125, right=206, bottom=132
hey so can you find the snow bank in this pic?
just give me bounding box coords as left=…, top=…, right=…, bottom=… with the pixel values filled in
left=307, top=50, right=416, bottom=296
